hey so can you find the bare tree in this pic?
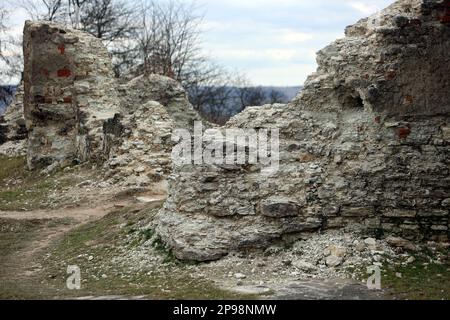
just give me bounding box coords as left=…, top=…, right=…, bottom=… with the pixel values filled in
left=0, top=5, right=23, bottom=85
left=232, top=75, right=265, bottom=110
left=132, top=0, right=246, bottom=123
left=0, top=5, right=22, bottom=113
left=19, top=0, right=67, bottom=22
left=68, top=0, right=88, bottom=28
left=133, top=0, right=203, bottom=81
left=268, top=89, right=287, bottom=104
left=187, top=63, right=237, bottom=123
left=77, top=0, right=138, bottom=76
left=80, top=0, right=136, bottom=43
left=241, top=86, right=265, bottom=107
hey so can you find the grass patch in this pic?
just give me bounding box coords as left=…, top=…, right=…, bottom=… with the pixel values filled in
left=351, top=250, right=450, bottom=300
left=39, top=203, right=253, bottom=299
left=382, top=252, right=450, bottom=300
left=0, top=156, right=27, bottom=181
left=0, top=156, right=84, bottom=211
left=0, top=218, right=76, bottom=299
left=0, top=218, right=45, bottom=257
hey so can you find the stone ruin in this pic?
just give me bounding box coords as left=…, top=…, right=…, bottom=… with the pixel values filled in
left=0, top=83, right=27, bottom=156
left=0, top=0, right=448, bottom=262
left=154, top=0, right=450, bottom=261
left=0, top=21, right=203, bottom=187
left=23, top=21, right=121, bottom=169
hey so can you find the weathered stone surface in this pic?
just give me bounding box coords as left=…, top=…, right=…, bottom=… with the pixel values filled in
left=104, top=101, right=175, bottom=187
left=325, top=255, right=343, bottom=268
left=0, top=83, right=27, bottom=156
left=155, top=0, right=450, bottom=261
left=118, top=74, right=203, bottom=130
left=260, top=198, right=301, bottom=218
left=23, top=21, right=121, bottom=169
left=21, top=21, right=205, bottom=180
left=102, top=73, right=206, bottom=187
left=386, top=236, right=418, bottom=251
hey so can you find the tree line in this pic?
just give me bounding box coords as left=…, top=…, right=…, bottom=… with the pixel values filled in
left=1, top=0, right=290, bottom=123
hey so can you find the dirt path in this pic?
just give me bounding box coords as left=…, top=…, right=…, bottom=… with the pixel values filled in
left=0, top=195, right=166, bottom=222
left=0, top=205, right=113, bottom=222
left=0, top=196, right=166, bottom=299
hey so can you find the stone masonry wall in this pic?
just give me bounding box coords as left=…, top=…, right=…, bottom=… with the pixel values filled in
left=118, top=74, right=203, bottom=130
left=155, top=0, right=450, bottom=261
left=23, top=21, right=121, bottom=169
left=103, top=73, right=206, bottom=187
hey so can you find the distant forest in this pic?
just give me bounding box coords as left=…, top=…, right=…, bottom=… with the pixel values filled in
left=195, top=86, right=301, bottom=124
left=0, top=86, right=17, bottom=115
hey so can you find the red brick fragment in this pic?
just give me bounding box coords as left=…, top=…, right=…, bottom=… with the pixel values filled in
left=384, top=70, right=397, bottom=80
left=397, top=127, right=411, bottom=139
left=440, top=0, right=450, bottom=24
left=57, top=68, right=71, bottom=78
left=404, top=95, right=414, bottom=105
left=58, top=43, right=65, bottom=55
left=63, top=96, right=72, bottom=103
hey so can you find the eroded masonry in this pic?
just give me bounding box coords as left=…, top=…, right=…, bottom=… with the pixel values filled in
left=0, top=0, right=449, bottom=262
left=154, top=0, right=450, bottom=261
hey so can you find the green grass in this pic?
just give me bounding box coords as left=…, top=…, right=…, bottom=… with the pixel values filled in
left=0, top=204, right=252, bottom=299
left=40, top=204, right=254, bottom=300
left=0, top=218, right=44, bottom=257
left=350, top=250, right=450, bottom=300
left=0, top=156, right=28, bottom=181
left=0, top=218, right=76, bottom=299
left=0, top=156, right=81, bottom=211
left=382, top=252, right=450, bottom=300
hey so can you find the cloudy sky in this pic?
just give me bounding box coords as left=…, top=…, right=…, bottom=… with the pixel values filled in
left=198, top=0, right=395, bottom=86
left=3, top=0, right=396, bottom=86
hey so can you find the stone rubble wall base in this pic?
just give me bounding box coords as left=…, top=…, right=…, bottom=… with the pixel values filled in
left=154, top=0, right=450, bottom=261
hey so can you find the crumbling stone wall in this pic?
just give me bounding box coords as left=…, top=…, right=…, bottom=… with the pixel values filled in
left=104, top=101, right=175, bottom=187
left=23, top=21, right=121, bottom=169
left=118, top=74, right=203, bottom=129
left=155, top=0, right=450, bottom=261
left=103, top=73, right=206, bottom=187
left=21, top=21, right=205, bottom=177
left=0, top=84, right=28, bottom=156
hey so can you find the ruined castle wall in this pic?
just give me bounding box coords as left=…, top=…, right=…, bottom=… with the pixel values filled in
left=23, top=21, right=120, bottom=169
left=155, top=0, right=450, bottom=261
left=103, top=73, right=206, bottom=187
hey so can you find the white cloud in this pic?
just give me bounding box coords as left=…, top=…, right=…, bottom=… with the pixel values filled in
left=212, top=48, right=296, bottom=61
left=279, top=30, right=313, bottom=44
left=209, top=47, right=316, bottom=64
left=245, top=64, right=317, bottom=86
left=218, top=0, right=302, bottom=9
